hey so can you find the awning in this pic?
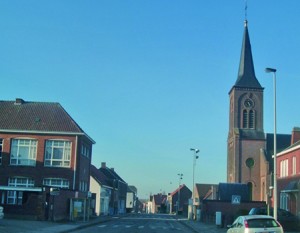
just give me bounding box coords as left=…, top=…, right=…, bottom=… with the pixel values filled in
left=0, top=186, right=43, bottom=192
left=281, top=181, right=299, bottom=193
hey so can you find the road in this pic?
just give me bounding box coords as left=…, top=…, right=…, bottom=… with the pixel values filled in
left=73, top=213, right=197, bottom=233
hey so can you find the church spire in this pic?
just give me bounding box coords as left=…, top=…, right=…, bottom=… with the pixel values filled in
left=234, top=20, right=262, bottom=89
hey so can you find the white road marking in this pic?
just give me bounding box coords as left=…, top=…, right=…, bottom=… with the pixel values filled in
left=98, top=225, right=107, bottom=228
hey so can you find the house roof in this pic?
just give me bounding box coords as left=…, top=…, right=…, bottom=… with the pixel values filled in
left=281, top=180, right=299, bottom=193
left=234, top=20, right=262, bottom=90
left=218, top=183, right=249, bottom=202
left=265, top=133, right=291, bottom=172
left=153, top=194, right=167, bottom=205
left=170, top=184, right=190, bottom=196
left=0, top=98, right=95, bottom=142
left=90, top=165, right=111, bottom=187
left=195, top=183, right=218, bottom=200
left=99, top=166, right=126, bottom=185
left=128, top=185, right=137, bottom=193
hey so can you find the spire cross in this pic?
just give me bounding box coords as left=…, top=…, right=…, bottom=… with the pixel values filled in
left=245, top=0, right=248, bottom=21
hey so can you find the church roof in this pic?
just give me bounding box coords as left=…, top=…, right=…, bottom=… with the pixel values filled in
left=234, top=21, right=263, bottom=90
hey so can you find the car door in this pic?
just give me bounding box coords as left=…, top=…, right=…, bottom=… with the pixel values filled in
left=228, top=217, right=243, bottom=233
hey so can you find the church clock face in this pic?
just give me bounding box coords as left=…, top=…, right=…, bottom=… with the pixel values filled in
left=244, top=98, right=254, bottom=108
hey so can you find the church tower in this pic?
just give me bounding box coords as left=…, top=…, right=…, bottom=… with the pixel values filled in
left=227, top=20, right=265, bottom=201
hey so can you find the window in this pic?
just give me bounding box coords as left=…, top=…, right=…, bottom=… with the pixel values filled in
left=0, top=139, right=3, bottom=165
left=79, top=181, right=88, bottom=191
left=242, top=109, right=255, bottom=129
left=10, top=139, right=37, bottom=166
left=249, top=110, right=255, bottom=129
left=44, top=140, right=71, bottom=167
left=7, top=177, right=34, bottom=205
left=8, top=177, right=34, bottom=187
left=43, top=178, right=69, bottom=189
left=81, top=144, right=90, bottom=158
left=280, top=193, right=289, bottom=211
left=292, top=156, right=296, bottom=175
left=280, top=159, right=288, bottom=177
left=243, top=110, right=248, bottom=128
left=246, top=158, right=255, bottom=168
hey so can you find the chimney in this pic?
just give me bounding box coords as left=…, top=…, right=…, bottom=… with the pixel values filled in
left=14, top=98, right=25, bottom=105
left=101, top=162, right=106, bottom=168
left=291, top=127, right=300, bottom=144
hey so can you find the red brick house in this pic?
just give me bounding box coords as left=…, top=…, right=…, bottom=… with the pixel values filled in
left=0, top=98, right=95, bottom=220
left=276, top=127, right=300, bottom=216
left=168, top=184, right=192, bottom=216
left=148, top=193, right=167, bottom=214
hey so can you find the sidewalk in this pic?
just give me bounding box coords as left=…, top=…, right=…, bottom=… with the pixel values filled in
left=0, top=215, right=113, bottom=233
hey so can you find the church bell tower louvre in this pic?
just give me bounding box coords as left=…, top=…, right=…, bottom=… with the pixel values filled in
left=227, top=20, right=266, bottom=201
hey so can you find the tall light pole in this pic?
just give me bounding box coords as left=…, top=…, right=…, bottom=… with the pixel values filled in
left=265, top=67, right=277, bottom=220
left=190, top=148, right=199, bottom=220
left=177, top=173, right=183, bottom=215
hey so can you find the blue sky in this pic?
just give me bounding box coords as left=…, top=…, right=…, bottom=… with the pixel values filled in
left=1, top=1, right=300, bottom=199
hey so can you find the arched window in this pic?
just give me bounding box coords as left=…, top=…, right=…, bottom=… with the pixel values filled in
left=249, top=110, right=255, bottom=129
left=243, top=110, right=248, bottom=128
left=242, top=109, right=256, bottom=129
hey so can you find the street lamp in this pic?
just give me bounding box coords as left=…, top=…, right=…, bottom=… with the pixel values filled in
left=190, top=148, right=199, bottom=220
left=177, top=173, right=183, bottom=215
left=265, top=67, right=277, bottom=220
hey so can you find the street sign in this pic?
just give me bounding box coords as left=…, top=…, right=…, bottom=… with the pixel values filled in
left=231, top=195, right=241, bottom=204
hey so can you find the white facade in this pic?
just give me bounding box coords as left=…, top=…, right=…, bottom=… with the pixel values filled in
left=90, top=176, right=111, bottom=215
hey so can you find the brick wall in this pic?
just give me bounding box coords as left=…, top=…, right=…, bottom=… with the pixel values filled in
left=201, top=200, right=266, bottom=227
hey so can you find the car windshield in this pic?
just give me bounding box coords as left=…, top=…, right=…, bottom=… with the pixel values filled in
left=247, top=218, right=280, bottom=228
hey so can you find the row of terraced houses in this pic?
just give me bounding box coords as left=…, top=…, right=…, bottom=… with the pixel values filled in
left=0, top=98, right=139, bottom=221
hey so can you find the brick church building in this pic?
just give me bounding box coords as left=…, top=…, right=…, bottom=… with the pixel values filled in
left=227, top=20, right=291, bottom=202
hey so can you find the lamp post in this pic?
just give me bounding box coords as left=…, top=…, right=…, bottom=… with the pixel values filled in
left=190, top=148, right=199, bottom=220
left=177, top=173, right=183, bottom=215
left=265, top=67, right=277, bottom=220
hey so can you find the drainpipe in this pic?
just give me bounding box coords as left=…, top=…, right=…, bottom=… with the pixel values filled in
left=73, top=136, right=78, bottom=190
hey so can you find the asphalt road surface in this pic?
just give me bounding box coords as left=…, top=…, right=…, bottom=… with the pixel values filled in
left=73, top=213, right=196, bottom=233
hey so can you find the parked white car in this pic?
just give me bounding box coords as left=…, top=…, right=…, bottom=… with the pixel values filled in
left=227, top=215, right=283, bottom=233
left=0, top=206, right=4, bottom=219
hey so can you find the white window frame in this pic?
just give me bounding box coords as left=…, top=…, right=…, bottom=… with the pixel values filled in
left=0, top=139, right=3, bottom=165
left=44, top=140, right=71, bottom=167
left=280, top=192, right=289, bottom=211
left=292, top=156, right=296, bottom=175
left=43, top=178, right=69, bottom=189
left=10, top=139, right=37, bottom=166
left=280, top=159, right=288, bottom=177
left=7, top=191, right=23, bottom=205
left=81, top=144, right=90, bottom=158
left=7, top=177, right=34, bottom=205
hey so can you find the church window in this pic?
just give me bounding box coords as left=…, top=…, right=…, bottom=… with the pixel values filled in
left=243, top=110, right=248, bottom=128
left=242, top=109, right=255, bottom=129
left=249, top=110, right=255, bottom=128
left=246, top=158, right=254, bottom=168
